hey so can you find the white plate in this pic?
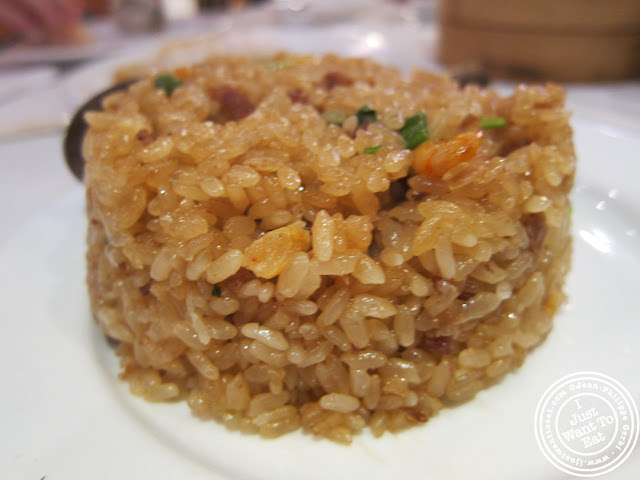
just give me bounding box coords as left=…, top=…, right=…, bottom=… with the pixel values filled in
left=1, top=111, right=639, bottom=480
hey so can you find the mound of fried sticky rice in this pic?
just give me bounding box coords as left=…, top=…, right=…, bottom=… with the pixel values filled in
left=84, top=53, right=575, bottom=443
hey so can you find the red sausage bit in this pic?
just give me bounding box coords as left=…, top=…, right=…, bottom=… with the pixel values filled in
left=209, top=85, right=256, bottom=122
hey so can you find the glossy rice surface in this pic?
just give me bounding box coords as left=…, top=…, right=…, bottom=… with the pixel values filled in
left=85, top=53, right=575, bottom=443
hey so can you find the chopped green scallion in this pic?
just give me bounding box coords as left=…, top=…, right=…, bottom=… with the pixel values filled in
left=211, top=284, right=222, bottom=297
left=264, top=60, right=293, bottom=71
left=103, top=236, right=109, bottom=245
left=322, top=110, right=348, bottom=126
left=356, top=106, right=377, bottom=126
left=398, top=111, right=429, bottom=150
left=363, top=145, right=383, bottom=154
left=479, top=116, right=507, bottom=129
left=154, top=73, right=182, bottom=97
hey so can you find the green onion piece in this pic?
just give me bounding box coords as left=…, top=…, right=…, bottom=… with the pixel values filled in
left=363, top=145, right=383, bottom=154
left=103, top=236, right=109, bottom=245
left=398, top=111, right=429, bottom=150
left=356, top=106, right=377, bottom=126
left=264, top=60, right=293, bottom=71
left=322, top=110, right=348, bottom=126
left=479, top=116, right=506, bottom=129
left=154, top=73, right=182, bottom=97
left=211, top=284, right=222, bottom=297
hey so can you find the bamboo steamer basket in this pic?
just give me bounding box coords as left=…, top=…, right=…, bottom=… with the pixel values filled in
left=439, top=0, right=640, bottom=81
